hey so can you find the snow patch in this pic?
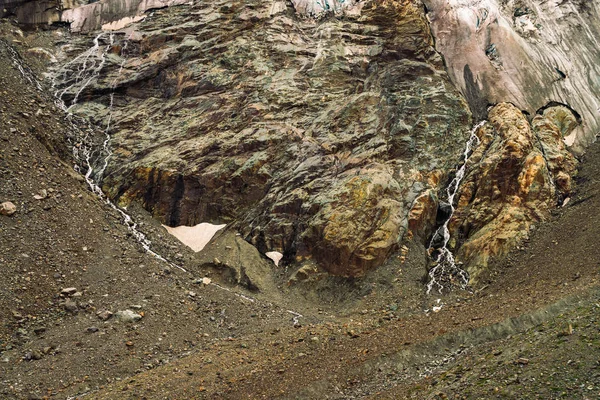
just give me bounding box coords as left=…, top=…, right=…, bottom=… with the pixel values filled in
left=265, top=251, right=284, bottom=266
left=163, top=223, right=226, bottom=252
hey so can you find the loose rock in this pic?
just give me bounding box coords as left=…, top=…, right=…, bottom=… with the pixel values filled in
left=114, top=309, right=142, bottom=323
left=0, top=201, right=17, bottom=216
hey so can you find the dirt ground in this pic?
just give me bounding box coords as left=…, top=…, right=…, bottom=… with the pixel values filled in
left=1, top=21, right=599, bottom=400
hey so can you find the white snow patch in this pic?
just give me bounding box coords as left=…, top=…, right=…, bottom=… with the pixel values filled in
left=162, top=223, right=226, bottom=252
left=265, top=251, right=284, bottom=266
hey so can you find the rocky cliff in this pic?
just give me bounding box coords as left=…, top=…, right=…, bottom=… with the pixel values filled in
left=424, top=0, right=600, bottom=153
left=448, top=103, right=578, bottom=281
left=8, top=0, right=598, bottom=285
left=54, top=0, right=473, bottom=278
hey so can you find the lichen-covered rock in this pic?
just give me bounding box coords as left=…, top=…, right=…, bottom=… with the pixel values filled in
left=299, top=166, right=405, bottom=277
left=195, top=231, right=276, bottom=292
left=448, top=103, right=578, bottom=281
left=55, top=0, right=474, bottom=277
left=532, top=106, right=579, bottom=196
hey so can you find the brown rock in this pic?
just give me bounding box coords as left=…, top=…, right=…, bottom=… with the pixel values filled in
left=0, top=201, right=17, bottom=216
left=97, top=310, right=113, bottom=321
left=448, top=103, right=578, bottom=281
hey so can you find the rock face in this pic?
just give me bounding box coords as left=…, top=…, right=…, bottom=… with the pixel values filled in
left=447, top=103, right=578, bottom=281
left=0, top=0, right=187, bottom=31
left=291, top=0, right=364, bottom=17
left=55, top=0, right=473, bottom=277
left=0, top=0, right=63, bottom=24
left=28, top=0, right=596, bottom=283
left=423, top=0, right=600, bottom=152
left=62, top=0, right=191, bottom=32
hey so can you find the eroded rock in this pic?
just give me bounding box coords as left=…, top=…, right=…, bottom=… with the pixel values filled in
left=58, top=0, right=474, bottom=278
left=195, top=230, right=276, bottom=292
left=424, top=0, right=600, bottom=152
left=447, top=103, right=578, bottom=281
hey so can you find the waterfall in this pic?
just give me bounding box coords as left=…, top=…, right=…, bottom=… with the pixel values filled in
left=51, top=32, right=187, bottom=273
left=3, top=39, right=43, bottom=91
left=53, top=33, right=110, bottom=112
left=426, top=120, right=486, bottom=294
left=97, top=34, right=132, bottom=183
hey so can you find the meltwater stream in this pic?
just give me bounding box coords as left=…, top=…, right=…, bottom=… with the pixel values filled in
left=426, top=120, right=486, bottom=294
left=51, top=32, right=188, bottom=273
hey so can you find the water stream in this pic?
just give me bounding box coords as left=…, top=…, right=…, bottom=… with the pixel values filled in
left=51, top=32, right=188, bottom=273
left=426, top=120, right=486, bottom=294
left=3, top=39, right=43, bottom=91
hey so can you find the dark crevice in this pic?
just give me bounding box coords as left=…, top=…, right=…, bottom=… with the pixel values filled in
left=169, top=174, right=185, bottom=226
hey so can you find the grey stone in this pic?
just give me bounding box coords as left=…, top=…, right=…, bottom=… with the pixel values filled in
left=114, top=309, right=142, bottom=323
left=63, top=299, right=78, bottom=313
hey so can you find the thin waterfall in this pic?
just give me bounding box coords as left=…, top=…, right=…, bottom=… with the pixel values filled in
left=51, top=32, right=187, bottom=273
left=426, top=120, right=486, bottom=294
left=3, top=39, right=43, bottom=91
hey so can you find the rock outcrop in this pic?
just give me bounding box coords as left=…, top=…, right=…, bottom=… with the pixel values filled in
left=291, top=0, right=364, bottom=17
left=16, top=0, right=595, bottom=283
left=0, top=0, right=188, bottom=31
left=0, top=0, right=64, bottom=25
left=423, top=0, right=600, bottom=152
left=447, top=103, right=578, bottom=281
left=62, top=0, right=191, bottom=32
left=54, top=0, right=474, bottom=277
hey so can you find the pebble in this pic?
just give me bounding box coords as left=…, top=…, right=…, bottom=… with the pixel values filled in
left=86, top=327, right=99, bottom=333
left=63, top=299, right=78, bottom=313
left=33, top=189, right=47, bottom=200
left=61, top=287, right=77, bottom=296
left=0, top=201, right=17, bottom=216
left=97, top=310, right=113, bottom=321
left=114, top=309, right=142, bottom=323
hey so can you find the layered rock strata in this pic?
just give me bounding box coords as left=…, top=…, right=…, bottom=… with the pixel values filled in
left=0, top=0, right=188, bottom=31
left=55, top=0, right=474, bottom=277
left=62, top=0, right=191, bottom=32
